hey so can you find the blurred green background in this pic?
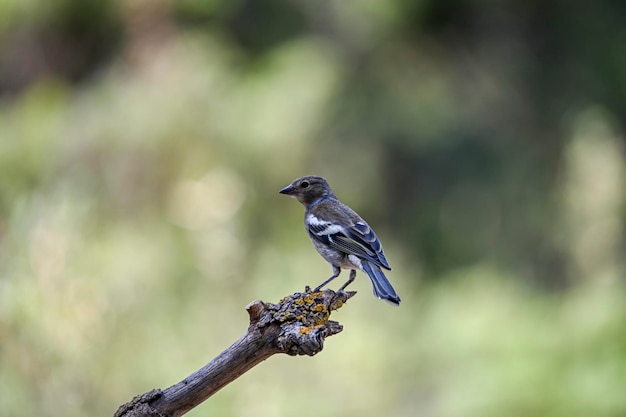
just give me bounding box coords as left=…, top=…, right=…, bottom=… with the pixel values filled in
left=1, top=0, right=626, bottom=416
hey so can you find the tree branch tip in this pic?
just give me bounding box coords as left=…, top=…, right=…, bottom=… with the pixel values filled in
left=245, top=300, right=266, bottom=323
left=113, top=389, right=163, bottom=417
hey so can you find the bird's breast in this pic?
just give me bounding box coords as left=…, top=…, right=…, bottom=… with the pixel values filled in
left=310, top=238, right=364, bottom=270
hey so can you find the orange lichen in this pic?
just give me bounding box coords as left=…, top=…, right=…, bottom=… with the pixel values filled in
left=302, top=294, right=317, bottom=305
left=312, top=315, right=329, bottom=326
left=312, top=303, right=326, bottom=312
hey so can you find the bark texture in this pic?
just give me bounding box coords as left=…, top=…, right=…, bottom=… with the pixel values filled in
left=114, top=288, right=355, bottom=417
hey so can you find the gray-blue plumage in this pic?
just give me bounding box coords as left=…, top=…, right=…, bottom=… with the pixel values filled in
left=279, top=175, right=400, bottom=305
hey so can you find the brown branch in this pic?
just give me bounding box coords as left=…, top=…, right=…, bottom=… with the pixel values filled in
left=113, top=288, right=355, bottom=417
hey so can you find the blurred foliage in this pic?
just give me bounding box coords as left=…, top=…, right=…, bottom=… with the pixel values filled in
left=0, top=0, right=625, bottom=416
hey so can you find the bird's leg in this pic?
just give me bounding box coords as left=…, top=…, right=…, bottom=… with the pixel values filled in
left=314, top=266, right=341, bottom=291
left=338, top=269, right=357, bottom=292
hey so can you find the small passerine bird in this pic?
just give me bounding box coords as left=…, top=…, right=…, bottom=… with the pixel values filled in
left=279, top=175, right=401, bottom=305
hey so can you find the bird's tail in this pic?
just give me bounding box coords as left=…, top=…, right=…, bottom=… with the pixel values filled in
left=362, top=262, right=401, bottom=306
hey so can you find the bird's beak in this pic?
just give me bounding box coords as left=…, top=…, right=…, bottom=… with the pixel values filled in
left=279, top=184, right=296, bottom=195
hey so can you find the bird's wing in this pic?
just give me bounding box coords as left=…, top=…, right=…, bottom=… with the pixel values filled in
left=307, top=219, right=391, bottom=270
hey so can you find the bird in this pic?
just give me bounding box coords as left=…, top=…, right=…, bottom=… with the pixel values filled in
left=279, top=175, right=401, bottom=305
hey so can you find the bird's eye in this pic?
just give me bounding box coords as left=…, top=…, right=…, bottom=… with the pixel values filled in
left=301, top=181, right=309, bottom=188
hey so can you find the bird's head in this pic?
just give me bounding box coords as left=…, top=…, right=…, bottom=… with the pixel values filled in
left=279, top=175, right=335, bottom=206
